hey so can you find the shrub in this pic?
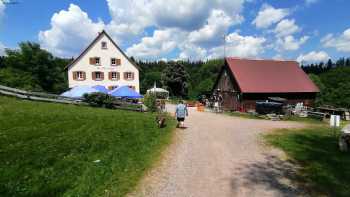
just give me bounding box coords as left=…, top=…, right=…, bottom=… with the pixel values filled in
left=83, top=93, right=115, bottom=109
left=144, top=93, right=158, bottom=112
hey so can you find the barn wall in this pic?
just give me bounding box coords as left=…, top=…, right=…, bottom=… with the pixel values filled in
left=214, top=66, right=241, bottom=111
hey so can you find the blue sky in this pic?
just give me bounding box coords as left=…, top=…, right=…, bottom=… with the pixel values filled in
left=0, top=0, right=350, bottom=63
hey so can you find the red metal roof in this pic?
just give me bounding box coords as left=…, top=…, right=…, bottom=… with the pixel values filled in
left=226, top=57, right=320, bottom=93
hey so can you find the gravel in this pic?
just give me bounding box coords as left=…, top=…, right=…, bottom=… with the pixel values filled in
left=129, top=105, right=306, bottom=197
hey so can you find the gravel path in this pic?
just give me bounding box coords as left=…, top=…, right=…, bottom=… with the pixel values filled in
left=129, top=105, right=306, bottom=197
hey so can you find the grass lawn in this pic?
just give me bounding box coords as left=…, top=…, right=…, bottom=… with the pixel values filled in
left=264, top=123, right=350, bottom=196
left=0, top=96, right=176, bottom=197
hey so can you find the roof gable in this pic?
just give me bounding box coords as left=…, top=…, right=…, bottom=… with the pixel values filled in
left=66, top=30, right=140, bottom=70
left=225, top=58, right=320, bottom=93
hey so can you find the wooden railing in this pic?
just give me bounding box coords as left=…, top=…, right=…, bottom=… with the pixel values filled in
left=0, top=85, right=144, bottom=112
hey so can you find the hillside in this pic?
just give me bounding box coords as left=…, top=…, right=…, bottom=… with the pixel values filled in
left=0, top=96, right=175, bottom=197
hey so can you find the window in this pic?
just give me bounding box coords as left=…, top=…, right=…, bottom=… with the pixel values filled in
left=111, top=58, right=116, bottom=66
left=95, top=57, right=100, bottom=65
left=101, top=42, right=107, bottom=49
left=74, top=71, right=85, bottom=81
left=110, top=72, right=119, bottom=80
left=93, top=71, right=104, bottom=81
left=77, top=72, right=84, bottom=80
left=95, top=72, right=102, bottom=79
left=111, top=58, right=121, bottom=66
left=124, top=72, right=134, bottom=80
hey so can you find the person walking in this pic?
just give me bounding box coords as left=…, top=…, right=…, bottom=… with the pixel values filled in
left=175, top=100, right=188, bottom=128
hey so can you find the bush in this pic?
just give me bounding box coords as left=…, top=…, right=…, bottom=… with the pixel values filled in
left=144, top=93, right=157, bottom=112
left=83, top=93, right=115, bottom=109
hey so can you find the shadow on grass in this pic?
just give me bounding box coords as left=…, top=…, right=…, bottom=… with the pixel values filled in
left=265, top=127, right=350, bottom=197
left=231, top=154, right=306, bottom=196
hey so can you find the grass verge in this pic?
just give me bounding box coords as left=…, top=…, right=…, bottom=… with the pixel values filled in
left=264, top=124, right=350, bottom=196
left=0, top=96, right=176, bottom=197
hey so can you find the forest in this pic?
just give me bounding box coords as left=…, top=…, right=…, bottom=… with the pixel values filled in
left=0, top=42, right=349, bottom=108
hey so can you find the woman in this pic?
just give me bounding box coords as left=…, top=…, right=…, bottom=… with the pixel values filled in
left=175, top=100, right=188, bottom=128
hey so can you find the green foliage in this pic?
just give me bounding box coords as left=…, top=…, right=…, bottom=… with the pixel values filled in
left=144, top=93, right=158, bottom=112
left=308, top=74, right=326, bottom=106
left=264, top=125, right=350, bottom=197
left=83, top=92, right=116, bottom=109
left=0, top=42, right=69, bottom=93
left=161, top=61, right=189, bottom=97
left=0, top=96, right=176, bottom=196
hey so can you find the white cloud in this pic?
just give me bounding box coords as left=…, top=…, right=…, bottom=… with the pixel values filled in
left=179, top=43, right=207, bottom=61
left=297, top=51, right=330, bottom=63
left=252, top=4, right=289, bottom=28
left=274, top=19, right=300, bottom=37
left=188, top=9, right=242, bottom=47
left=126, top=29, right=186, bottom=59
left=208, top=32, right=266, bottom=58
left=276, top=35, right=309, bottom=51
left=38, top=4, right=105, bottom=57
left=321, top=28, right=350, bottom=52
left=0, top=42, right=5, bottom=56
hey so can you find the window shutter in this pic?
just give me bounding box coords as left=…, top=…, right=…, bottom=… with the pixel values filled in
left=73, top=71, right=77, bottom=80
left=116, top=58, right=121, bottom=65
left=124, top=72, right=127, bottom=80
left=100, top=72, right=104, bottom=80
left=89, top=58, right=95, bottom=65
left=92, top=72, right=96, bottom=80
left=82, top=71, right=86, bottom=80
left=108, top=72, right=112, bottom=80
left=117, top=72, right=120, bottom=80
left=131, top=72, right=135, bottom=80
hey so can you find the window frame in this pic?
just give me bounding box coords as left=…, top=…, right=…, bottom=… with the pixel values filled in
left=125, top=72, right=133, bottom=80
left=111, top=72, right=118, bottom=80
left=95, top=72, right=102, bottom=80
left=95, top=57, right=101, bottom=66
left=111, top=58, right=116, bottom=66
left=76, top=71, right=84, bottom=80
left=101, top=41, right=107, bottom=49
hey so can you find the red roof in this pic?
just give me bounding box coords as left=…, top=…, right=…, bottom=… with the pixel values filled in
left=226, top=58, right=319, bottom=93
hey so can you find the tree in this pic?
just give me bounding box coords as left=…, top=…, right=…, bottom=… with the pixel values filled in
left=0, top=42, right=69, bottom=93
left=161, top=61, right=189, bottom=97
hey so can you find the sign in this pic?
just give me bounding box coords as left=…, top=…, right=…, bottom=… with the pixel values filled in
left=330, top=115, right=340, bottom=127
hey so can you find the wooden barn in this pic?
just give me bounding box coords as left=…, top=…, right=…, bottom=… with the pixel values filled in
left=213, top=58, right=320, bottom=112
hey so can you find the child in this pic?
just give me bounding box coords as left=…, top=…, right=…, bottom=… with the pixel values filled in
left=175, top=100, right=188, bottom=128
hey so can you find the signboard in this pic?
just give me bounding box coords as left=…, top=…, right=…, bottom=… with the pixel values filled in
left=330, top=115, right=340, bottom=127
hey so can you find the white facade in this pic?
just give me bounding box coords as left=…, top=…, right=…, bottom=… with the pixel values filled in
left=67, top=31, right=140, bottom=92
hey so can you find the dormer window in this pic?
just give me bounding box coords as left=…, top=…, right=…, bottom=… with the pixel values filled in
left=101, top=41, right=107, bottom=49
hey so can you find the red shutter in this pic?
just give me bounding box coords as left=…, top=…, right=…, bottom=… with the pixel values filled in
left=73, top=72, right=77, bottom=80
left=100, top=72, right=104, bottom=80
left=89, top=58, right=95, bottom=65
left=108, top=72, right=112, bottom=80
left=92, top=72, right=96, bottom=80
left=116, top=58, right=121, bottom=65
left=82, top=72, right=86, bottom=80
left=117, top=72, right=120, bottom=80
left=124, top=72, right=127, bottom=80
left=131, top=72, right=134, bottom=80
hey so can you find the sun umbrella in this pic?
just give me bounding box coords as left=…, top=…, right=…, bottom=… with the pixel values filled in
left=60, top=85, right=99, bottom=98
left=109, top=86, right=143, bottom=98
left=92, top=85, right=109, bottom=94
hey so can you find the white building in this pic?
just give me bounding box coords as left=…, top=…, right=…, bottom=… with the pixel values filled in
left=66, top=30, right=140, bottom=92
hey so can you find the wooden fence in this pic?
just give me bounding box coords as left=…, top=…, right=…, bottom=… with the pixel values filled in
left=0, top=85, right=143, bottom=112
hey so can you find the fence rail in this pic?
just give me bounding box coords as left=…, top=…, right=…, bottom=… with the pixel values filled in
left=0, top=85, right=144, bottom=112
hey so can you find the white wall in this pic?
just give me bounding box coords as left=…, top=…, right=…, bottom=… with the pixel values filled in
left=68, top=33, right=140, bottom=92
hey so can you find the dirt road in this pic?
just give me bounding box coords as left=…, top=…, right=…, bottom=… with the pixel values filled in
left=129, top=105, right=306, bottom=197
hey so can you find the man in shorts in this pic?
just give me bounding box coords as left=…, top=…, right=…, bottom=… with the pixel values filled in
left=175, top=100, right=188, bottom=128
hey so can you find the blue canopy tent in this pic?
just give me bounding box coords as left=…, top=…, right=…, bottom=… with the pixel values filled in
left=60, top=85, right=99, bottom=98
left=92, top=85, right=109, bottom=94
left=109, top=86, right=143, bottom=99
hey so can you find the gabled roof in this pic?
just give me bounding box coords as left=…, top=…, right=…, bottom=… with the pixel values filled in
left=225, top=57, right=319, bottom=93
left=65, top=30, right=140, bottom=70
